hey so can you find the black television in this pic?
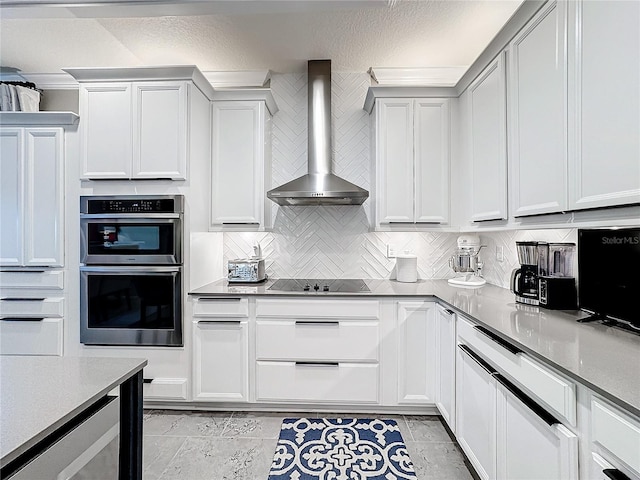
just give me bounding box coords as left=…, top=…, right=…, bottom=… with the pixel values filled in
left=578, top=227, right=640, bottom=328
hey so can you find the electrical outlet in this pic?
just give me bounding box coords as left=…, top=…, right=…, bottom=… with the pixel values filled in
left=387, top=244, right=397, bottom=258
left=496, top=245, right=504, bottom=262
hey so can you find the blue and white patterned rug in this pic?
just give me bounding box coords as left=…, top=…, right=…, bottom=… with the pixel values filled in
left=268, top=418, right=417, bottom=480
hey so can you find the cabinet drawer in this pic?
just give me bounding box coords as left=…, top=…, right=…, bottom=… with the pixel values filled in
left=0, top=270, right=64, bottom=289
left=591, top=396, right=640, bottom=476
left=256, top=361, right=379, bottom=404
left=256, top=298, right=379, bottom=319
left=143, top=378, right=188, bottom=401
left=458, top=316, right=576, bottom=425
left=0, top=296, right=64, bottom=317
left=193, top=297, right=248, bottom=317
left=256, top=319, right=379, bottom=361
left=0, top=317, right=62, bottom=355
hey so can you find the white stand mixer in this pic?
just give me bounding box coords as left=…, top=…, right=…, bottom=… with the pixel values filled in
left=448, top=235, right=486, bottom=287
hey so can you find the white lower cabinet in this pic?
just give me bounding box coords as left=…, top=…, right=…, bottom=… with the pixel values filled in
left=435, top=304, right=456, bottom=431
left=590, top=395, right=640, bottom=479
left=0, top=318, right=63, bottom=356
left=396, top=301, right=437, bottom=405
left=256, top=361, right=379, bottom=404
left=496, top=378, right=578, bottom=480
left=193, top=319, right=248, bottom=402
left=255, top=298, right=380, bottom=405
left=456, top=344, right=497, bottom=480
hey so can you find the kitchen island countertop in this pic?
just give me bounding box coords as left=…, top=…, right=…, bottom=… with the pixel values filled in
left=191, top=278, right=640, bottom=416
left=0, top=356, right=147, bottom=471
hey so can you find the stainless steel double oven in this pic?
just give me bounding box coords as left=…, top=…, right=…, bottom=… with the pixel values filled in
left=80, top=195, right=184, bottom=346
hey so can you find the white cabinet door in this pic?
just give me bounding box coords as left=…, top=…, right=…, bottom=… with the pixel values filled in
left=0, top=128, right=63, bottom=267
left=496, top=379, right=578, bottom=480
left=23, top=128, right=64, bottom=267
left=568, top=0, right=640, bottom=210
left=396, top=301, right=436, bottom=405
left=375, top=99, right=414, bottom=223
left=193, top=319, right=248, bottom=402
left=80, top=83, right=132, bottom=179
left=509, top=1, right=568, bottom=217
left=436, top=304, right=456, bottom=432
left=133, top=81, right=187, bottom=179
left=469, top=52, right=508, bottom=222
left=414, top=99, right=450, bottom=223
left=0, top=128, right=23, bottom=266
left=456, top=345, right=497, bottom=480
left=211, top=101, right=267, bottom=226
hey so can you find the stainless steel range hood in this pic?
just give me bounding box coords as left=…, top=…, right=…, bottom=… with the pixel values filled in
left=267, top=60, right=369, bottom=206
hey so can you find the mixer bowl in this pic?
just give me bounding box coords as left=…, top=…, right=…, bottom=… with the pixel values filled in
left=449, top=252, right=479, bottom=273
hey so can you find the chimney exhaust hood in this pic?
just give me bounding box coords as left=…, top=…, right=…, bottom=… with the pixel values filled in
left=267, top=60, right=369, bottom=206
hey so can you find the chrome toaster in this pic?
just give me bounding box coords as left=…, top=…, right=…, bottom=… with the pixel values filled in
left=227, top=258, right=266, bottom=283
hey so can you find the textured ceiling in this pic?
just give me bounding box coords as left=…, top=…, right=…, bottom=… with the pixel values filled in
left=0, top=1, right=524, bottom=74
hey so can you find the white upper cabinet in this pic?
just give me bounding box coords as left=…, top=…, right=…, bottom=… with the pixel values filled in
left=133, top=82, right=187, bottom=179
left=567, top=0, right=640, bottom=210
left=79, top=83, right=132, bottom=179
left=1, top=128, right=23, bottom=265
left=468, top=52, right=508, bottom=222
left=509, top=1, right=568, bottom=217
left=375, top=99, right=414, bottom=223
left=68, top=66, right=215, bottom=181
left=373, top=97, right=450, bottom=226
left=0, top=126, right=64, bottom=267
left=210, top=100, right=272, bottom=227
left=80, top=81, right=187, bottom=180
left=415, top=99, right=451, bottom=223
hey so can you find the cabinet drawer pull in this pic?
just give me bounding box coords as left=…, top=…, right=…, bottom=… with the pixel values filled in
left=603, top=469, right=631, bottom=480
left=198, top=297, right=242, bottom=302
left=0, top=317, right=45, bottom=322
left=143, top=378, right=154, bottom=384
left=1, top=269, right=46, bottom=273
left=295, top=321, right=340, bottom=326
left=445, top=309, right=456, bottom=315
left=473, top=325, right=523, bottom=355
left=495, top=373, right=558, bottom=427
left=458, top=344, right=497, bottom=375
left=1, top=297, right=45, bottom=302
left=295, top=361, right=339, bottom=367
left=198, top=320, right=242, bottom=325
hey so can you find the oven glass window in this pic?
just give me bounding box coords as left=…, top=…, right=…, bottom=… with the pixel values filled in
left=87, top=223, right=175, bottom=256
left=86, top=274, right=176, bottom=330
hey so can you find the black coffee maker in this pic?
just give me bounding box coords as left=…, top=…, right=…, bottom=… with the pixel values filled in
left=511, top=242, right=548, bottom=306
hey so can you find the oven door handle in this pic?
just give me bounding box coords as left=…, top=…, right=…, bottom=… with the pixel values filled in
left=80, top=213, right=181, bottom=220
left=80, top=266, right=181, bottom=273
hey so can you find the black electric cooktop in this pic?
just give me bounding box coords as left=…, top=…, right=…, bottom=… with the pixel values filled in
left=268, top=278, right=370, bottom=293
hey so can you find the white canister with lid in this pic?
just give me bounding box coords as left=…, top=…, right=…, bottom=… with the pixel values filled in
left=396, top=252, right=418, bottom=283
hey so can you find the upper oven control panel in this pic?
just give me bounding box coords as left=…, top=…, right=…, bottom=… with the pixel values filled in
left=81, top=195, right=184, bottom=215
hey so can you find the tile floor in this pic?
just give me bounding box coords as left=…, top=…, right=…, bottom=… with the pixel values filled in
left=74, top=410, right=476, bottom=480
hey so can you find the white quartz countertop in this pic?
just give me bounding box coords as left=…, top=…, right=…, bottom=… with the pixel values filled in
left=190, top=278, right=640, bottom=416
left=0, top=356, right=147, bottom=467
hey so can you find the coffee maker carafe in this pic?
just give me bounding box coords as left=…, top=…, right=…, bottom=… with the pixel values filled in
left=511, top=242, right=548, bottom=305
left=539, top=243, right=577, bottom=309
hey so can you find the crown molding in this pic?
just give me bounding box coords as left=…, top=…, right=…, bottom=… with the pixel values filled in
left=368, top=66, right=467, bottom=87
left=203, top=70, right=271, bottom=88
left=211, top=88, right=279, bottom=115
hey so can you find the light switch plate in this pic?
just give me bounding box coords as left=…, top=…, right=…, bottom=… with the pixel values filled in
left=496, top=245, right=504, bottom=262
left=387, top=244, right=397, bottom=258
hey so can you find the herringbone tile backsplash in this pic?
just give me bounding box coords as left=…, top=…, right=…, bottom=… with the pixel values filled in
left=223, top=73, right=577, bottom=286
